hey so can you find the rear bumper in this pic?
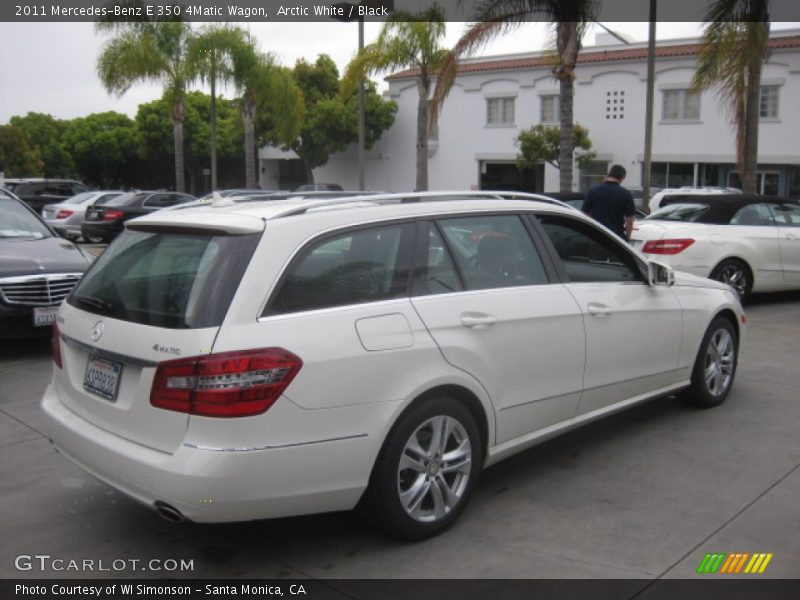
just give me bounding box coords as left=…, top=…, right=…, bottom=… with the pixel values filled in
left=40, top=383, right=376, bottom=523
left=81, top=222, right=121, bottom=240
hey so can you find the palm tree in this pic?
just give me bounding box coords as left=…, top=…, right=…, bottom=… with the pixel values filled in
left=691, top=0, right=771, bottom=194
left=230, top=44, right=303, bottom=188
left=343, top=7, right=448, bottom=191
left=431, top=0, right=597, bottom=193
left=187, top=25, right=246, bottom=191
left=96, top=20, right=194, bottom=192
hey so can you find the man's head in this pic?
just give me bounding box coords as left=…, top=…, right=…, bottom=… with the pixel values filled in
left=607, top=164, right=626, bottom=182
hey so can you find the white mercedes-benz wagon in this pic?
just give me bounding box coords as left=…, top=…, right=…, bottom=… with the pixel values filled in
left=42, top=192, right=745, bottom=539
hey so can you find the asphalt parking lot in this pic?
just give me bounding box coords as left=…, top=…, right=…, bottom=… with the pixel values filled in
left=1, top=291, right=799, bottom=583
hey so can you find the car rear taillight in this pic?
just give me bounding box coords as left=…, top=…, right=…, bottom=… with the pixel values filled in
left=102, top=210, right=124, bottom=221
left=52, top=323, right=63, bottom=369
left=642, top=239, right=695, bottom=255
left=150, top=348, right=302, bottom=418
left=56, top=209, right=74, bottom=219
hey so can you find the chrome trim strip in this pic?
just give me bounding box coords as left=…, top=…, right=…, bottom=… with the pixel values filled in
left=60, top=333, right=158, bottom=368
left=183, top=433, right=368, bottom=453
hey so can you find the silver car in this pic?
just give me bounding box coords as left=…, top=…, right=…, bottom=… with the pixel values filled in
left=42, top=191, right=123, bottom=242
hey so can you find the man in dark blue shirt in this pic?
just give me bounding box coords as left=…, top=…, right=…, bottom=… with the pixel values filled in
left=582, top=164, right=635, bottom=241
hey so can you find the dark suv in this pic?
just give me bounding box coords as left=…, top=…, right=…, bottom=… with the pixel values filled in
left=81, top=191, right=195, bottom=242
left=1, top=179, right=90, bottom=213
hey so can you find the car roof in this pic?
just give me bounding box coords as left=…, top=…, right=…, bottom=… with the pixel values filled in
left=654, top=194, right=798, bottom=223
left=129, top=191, right=579, bottom=234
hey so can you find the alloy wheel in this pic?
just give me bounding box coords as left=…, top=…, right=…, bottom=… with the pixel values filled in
left=704, top=328, right=735, bottom=396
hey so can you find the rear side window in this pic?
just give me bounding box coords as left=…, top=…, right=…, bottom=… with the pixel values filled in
left=268, top=223, right=414, bottom=314
left=69, top=230, right=260, bottom=328
left=436, top=215, right=548, bottom=290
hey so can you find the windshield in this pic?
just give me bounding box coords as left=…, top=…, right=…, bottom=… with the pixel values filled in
left=646, top=203, right=710, bottom=222
left=69, top=229, right=260, bottom=329
left=0, top=198, right=52, bottom=239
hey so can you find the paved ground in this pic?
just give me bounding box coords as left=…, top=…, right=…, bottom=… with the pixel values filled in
left=1, top=292, right=798, bottom=582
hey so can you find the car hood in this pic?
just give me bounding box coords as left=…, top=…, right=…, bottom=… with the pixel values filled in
left=0, top=236, right=90, bottom=277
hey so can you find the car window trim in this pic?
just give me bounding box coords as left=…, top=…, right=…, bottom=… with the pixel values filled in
left=410, top=220, right=467, bottom=297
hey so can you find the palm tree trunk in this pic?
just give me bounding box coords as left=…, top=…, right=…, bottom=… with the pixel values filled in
left=172, top=97, right=186, bottom=193
left=416, top=77, right=430, bottom=192
left=555, top=22, right=580, bottom=194
left=242, top=96, right=257, bottom=189
left=210, top=73, right=218, bottom=191
left=741, top=19, right=768, bottom=195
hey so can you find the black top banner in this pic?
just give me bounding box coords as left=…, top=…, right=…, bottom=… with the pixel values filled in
left=3, top=0, right=800, bottom=23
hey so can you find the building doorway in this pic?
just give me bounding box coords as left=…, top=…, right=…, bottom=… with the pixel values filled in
left=479, top=161, right=543, bottom=193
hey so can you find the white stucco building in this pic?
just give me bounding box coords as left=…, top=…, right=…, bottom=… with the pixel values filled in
left=261, top=28, right=800, bottom=198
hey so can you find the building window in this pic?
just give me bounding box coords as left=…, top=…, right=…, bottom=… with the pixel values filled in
left=650, top=162, right=696, bottom=188
left=579, top=161, right=609, bottom=192
left=487, top=97, right=515, bottom=126
left=540, top=95, right=559, bottom=124
left=662, top=89, right=700, bottom=120
left=605, top=90, right=625, bottom=120
left=759, top=86, right=779, bottom=118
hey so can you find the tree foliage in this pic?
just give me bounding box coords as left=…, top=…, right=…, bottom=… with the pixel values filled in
left=0, top=124, right=43, bottom=177
left=8, top=113, right=75, bottom=178
left=291, top=55, right=397, bottom=177
left=63, top=112, right=139, bottom=188
left=515, top=123, right=596, bottom=172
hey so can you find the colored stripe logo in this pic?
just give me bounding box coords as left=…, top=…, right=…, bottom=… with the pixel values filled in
left=697, top=552, right=773, bottom=574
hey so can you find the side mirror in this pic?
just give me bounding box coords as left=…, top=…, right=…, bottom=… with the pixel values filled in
left=648, top=260, right=675, bottom=287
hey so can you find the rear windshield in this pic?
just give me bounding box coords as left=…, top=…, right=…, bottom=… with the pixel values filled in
left=64, top=192, right=95, bottom=205
left=68, top=229, right=260, bottom=329
left=104, top=192, right=148, bottom=207
left=646, top=203, right=710, bottom=222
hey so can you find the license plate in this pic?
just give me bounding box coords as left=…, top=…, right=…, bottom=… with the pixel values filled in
left=33, top=306, right=59, bottom=327
left=83, top=357, right=123, bottom=402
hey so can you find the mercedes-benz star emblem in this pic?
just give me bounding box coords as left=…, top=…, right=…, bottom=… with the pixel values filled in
left=91, top=321, right=104, bottom=342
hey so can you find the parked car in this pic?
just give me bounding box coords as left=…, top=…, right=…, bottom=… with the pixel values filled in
left=1, top=179, right=91, bottom=213
left=294, top=183, right=344, bottom=192
left=43, top=192, right=744, bottom=539
left=81, top=191, right=195, bottom=242
left=631, top=194, right=800, bottom=300
left=648, top=186, right=741, bottom=214
left=0, top=191, right=91, bottom=339
left=42, top=191, right=124, bottom=242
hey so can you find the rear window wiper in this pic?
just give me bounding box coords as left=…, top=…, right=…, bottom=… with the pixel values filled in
left=74, top=295, right=116, bottom=314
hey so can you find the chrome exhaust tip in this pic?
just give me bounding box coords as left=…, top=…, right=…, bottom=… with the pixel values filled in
left=154, top=501, right=185, bottom=523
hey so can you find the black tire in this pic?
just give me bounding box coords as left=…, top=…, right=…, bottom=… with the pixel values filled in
left=362, top=396, right=483, bottom=540
left=83, top=235, right=105, bottom=244
left=710, top=258, right=751, bottom=302
left=680, top=317, right=738, bottom=408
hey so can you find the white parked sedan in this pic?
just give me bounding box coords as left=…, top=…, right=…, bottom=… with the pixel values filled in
left=631, top=194, right=800, bottom=300
left=42, top=192, right=745, bottom=539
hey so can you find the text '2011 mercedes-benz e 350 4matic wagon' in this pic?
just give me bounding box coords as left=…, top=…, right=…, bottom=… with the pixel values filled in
left=41, top=192, right=745, bottom=539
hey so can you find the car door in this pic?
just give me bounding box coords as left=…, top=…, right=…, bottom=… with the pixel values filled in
left=769, top=202, right=800, bottom=287
left=409, top=214, right=586, bottom=445
left=535, top=213, right=683, bottom=416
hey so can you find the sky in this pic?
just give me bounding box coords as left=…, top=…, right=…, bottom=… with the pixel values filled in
left=0, top=21, right=798, bottom=124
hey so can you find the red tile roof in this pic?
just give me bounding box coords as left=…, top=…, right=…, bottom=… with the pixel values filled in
left=386, top=35, right=800, bottom=81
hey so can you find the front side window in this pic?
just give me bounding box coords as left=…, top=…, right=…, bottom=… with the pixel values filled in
left=486, top=97, right=515, bottom=125
left=538, top=215, right=645, bottom=283
left=436, top=215, right=547, bottom=290
left=759, top=85, right=779, bottom=118
left=662, top=89, right=701, bottom=120
left=540, top=95, right=559, bottom=124
left=269, top=223, right=414, bottom=314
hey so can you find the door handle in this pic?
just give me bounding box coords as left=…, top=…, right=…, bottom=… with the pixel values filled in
left=786, top=233, right=799, bottom=241
left=460, top=313, right=497, bottom=329
left=587, top=303, right=612, bottom=318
